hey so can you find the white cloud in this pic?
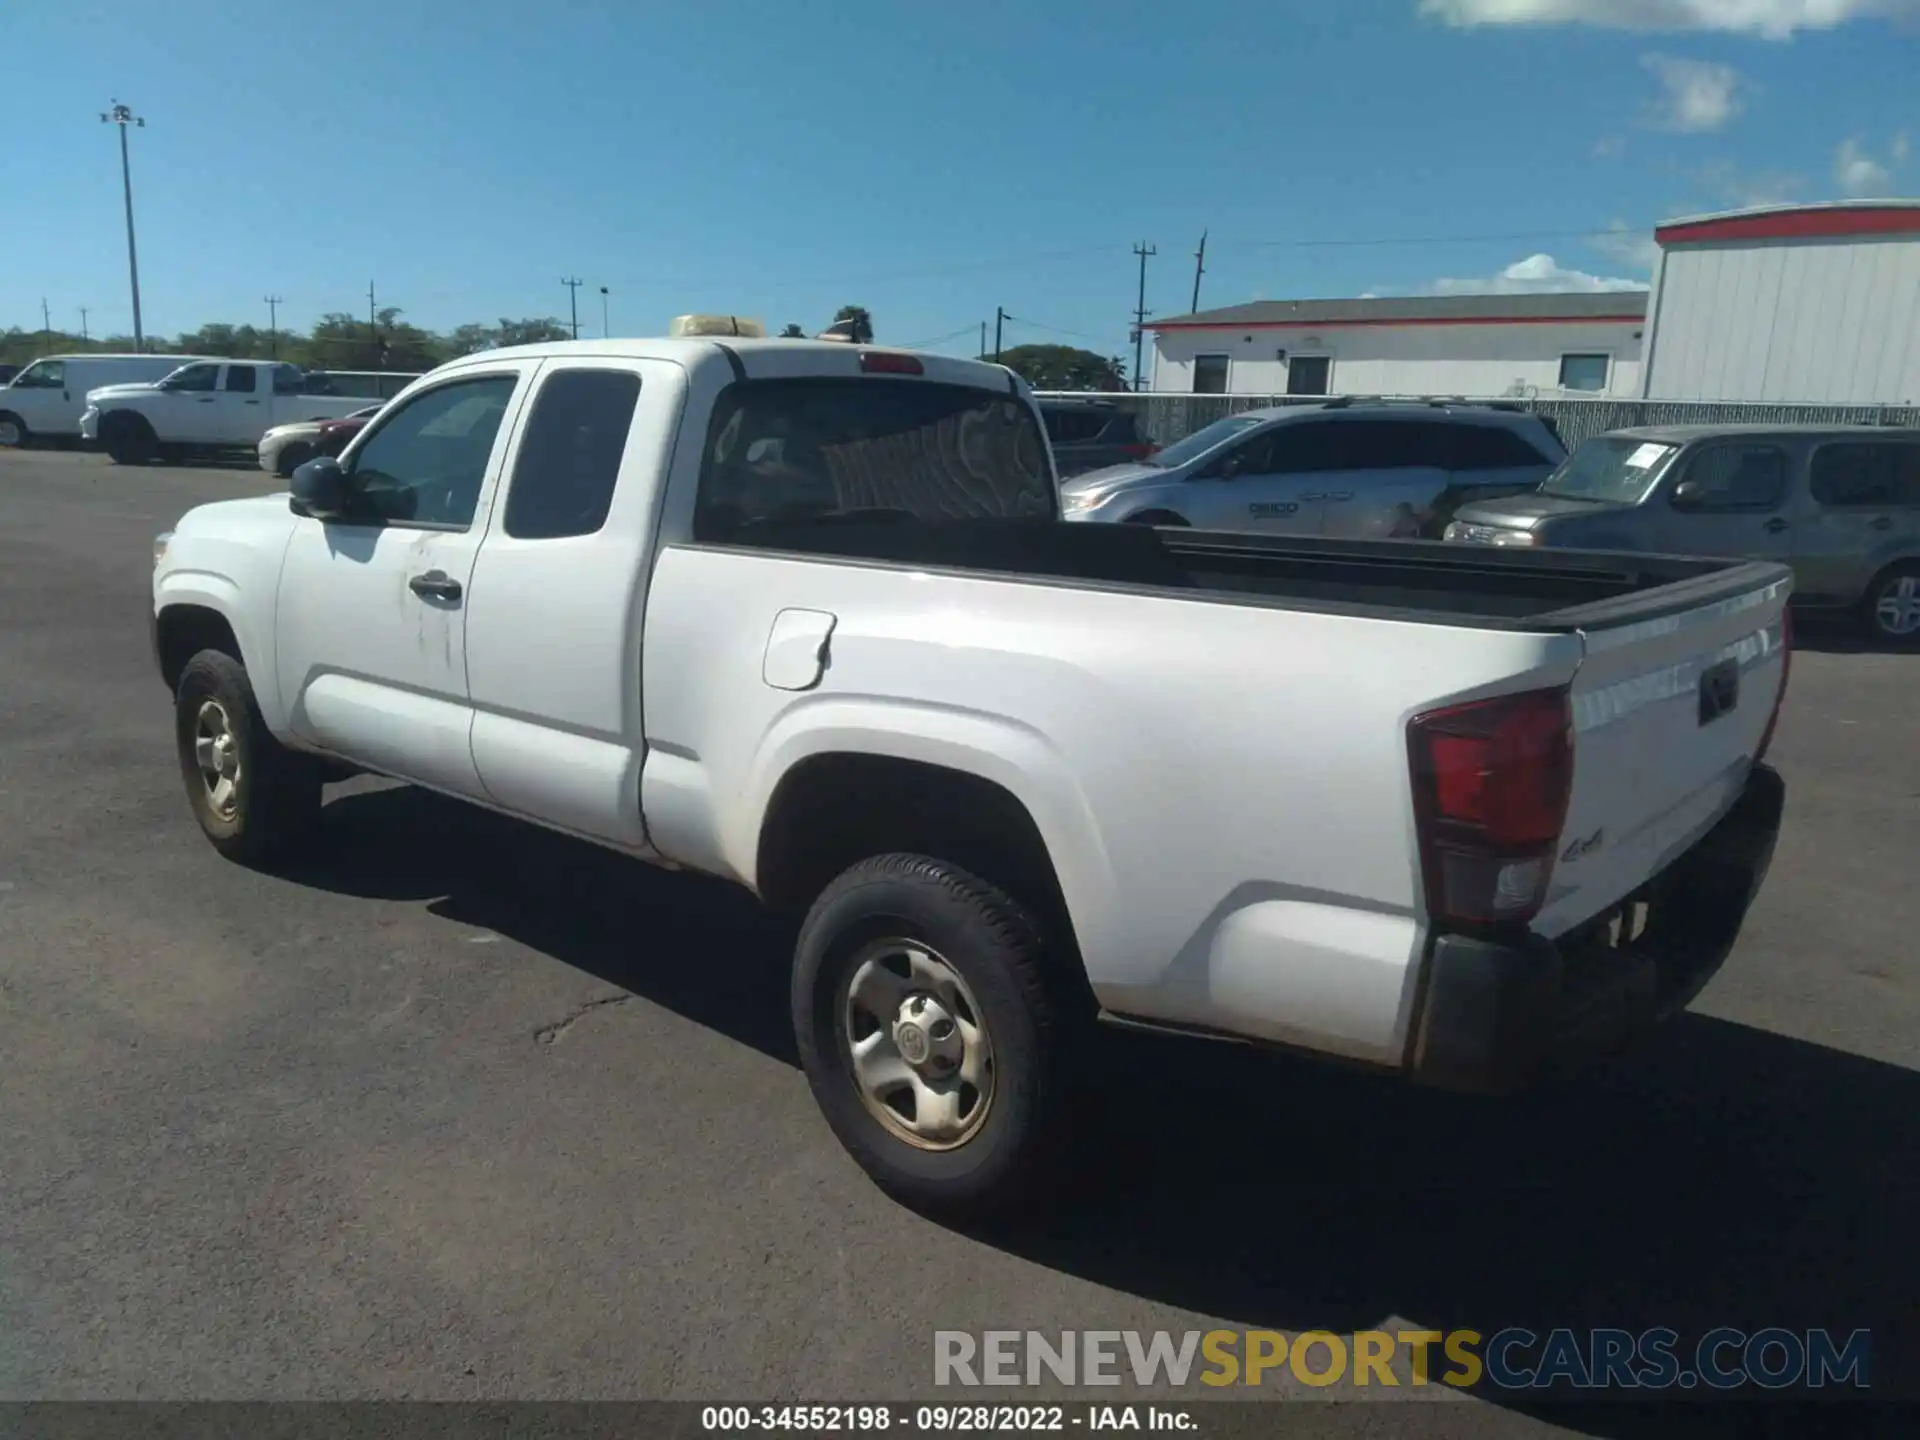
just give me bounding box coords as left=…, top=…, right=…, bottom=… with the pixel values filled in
left=1420, top=0, right=1920, bottom=40
left=1591, top=222, right=1664, bottom=271
left=1641, top=54, right=1746, bottom=131
left=1431, top=253, right=1652, bottom=295
left=1834, top=136, right=1895, bottom=195
left=1893, top=131, right=1911, bottom=162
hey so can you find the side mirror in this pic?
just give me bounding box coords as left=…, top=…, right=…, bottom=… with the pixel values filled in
left=1670, top=478, right=1706, bottom=510
left=289, top=456, right=350, bottom=520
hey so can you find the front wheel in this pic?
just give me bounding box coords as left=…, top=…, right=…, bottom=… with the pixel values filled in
left=0, top=412, right=28, bottom=448
left=1864, top=562, right=1920, bottom=647
left=102, top=413, right=157, bottom=466
left=792, top=854, right=1070, bottom=1218
left=174, top=650, right=322, bottom=865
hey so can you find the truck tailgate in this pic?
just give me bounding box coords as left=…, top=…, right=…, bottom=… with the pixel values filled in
left=1533, top=566, right=1792, bottom=939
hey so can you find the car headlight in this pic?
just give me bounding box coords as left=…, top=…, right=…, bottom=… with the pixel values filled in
left=1061, top=491, right=1103, bottom=514
left=1444, top=521, right=1537, bottom=547
left=154, top=531, right=172, bottom=567
left=1489, top=530, right=1539, bottom=547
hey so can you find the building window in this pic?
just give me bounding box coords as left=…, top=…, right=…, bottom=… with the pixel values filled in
left=1559, top=353, right=1611, bottom=392
left=1192, top=354, right=1230, bottom=394
left=1286, top=354, right=1332, bottom=396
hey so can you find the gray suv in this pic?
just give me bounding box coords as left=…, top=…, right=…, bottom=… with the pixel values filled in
left=1445, top=424, right=1920, bottom=644
left=1058, top=400, right=1564, bottom=540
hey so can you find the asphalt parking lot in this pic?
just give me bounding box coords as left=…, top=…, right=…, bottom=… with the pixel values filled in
left=2, top=447, right=1915, bottom=1433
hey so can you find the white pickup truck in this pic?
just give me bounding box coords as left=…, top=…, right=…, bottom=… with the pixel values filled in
left=82, top=359, right=380, bottom=465
left=150, top=328, right=1791, bottom=1215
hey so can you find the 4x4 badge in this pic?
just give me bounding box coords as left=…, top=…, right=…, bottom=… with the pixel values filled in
left=1562, top=829, right=1605, bottom=863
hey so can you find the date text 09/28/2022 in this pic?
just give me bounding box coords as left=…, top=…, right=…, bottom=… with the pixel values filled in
left=701, top=1406, right=1191, bottom=1432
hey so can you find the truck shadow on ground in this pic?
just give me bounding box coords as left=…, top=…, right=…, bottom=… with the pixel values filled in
left=285, top=783, right=1913, bottom=1439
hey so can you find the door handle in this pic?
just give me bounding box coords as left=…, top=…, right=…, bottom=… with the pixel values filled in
left=244, top=399, right=260, bottom=405
left=408, top=570, right=463, bottom=601
left=196, top=397, right=217, bottom=404
left=1299, top=492, right=1325, bottom=501
left=1871, top=515, right=1894, bottom=531
left=1763, top=517, right=1788, bottom=533
left=1324, top=491, right=1354, bottom=502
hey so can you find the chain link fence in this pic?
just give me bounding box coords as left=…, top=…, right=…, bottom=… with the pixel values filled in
left=1033, top=392, right=1920, bottom=449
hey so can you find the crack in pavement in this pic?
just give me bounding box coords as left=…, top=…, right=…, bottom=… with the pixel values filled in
left=533, top=992, right=636, bottom=1046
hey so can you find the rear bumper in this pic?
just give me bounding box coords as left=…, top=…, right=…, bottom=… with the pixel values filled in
left=1409, top=762, right=1785, bottom=1093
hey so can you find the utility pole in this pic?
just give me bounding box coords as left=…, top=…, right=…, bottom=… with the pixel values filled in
left=1191, top=230, right=1208, bottom=314
left=599, top=285, right=610, bottom=338
left=993, top=306, right=1005, bottom=364
left=41, top=298, right=52, bottom=355
left=979, top=320, right=987, bottom=359
left=562, top=277, right=583, bottom=340
left=79, top=307, right=91, bottom=343
left=264, top=295, right=282, bottom=359
left=1130, top=242, right=1157, bottom=392
left=368, top=281, right=381, bottom=368
left=101, top=101, right=146, bottom=352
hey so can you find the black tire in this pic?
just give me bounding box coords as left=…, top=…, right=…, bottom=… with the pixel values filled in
left=1863, top=561, right=1920, bottom=647
left=174, top=650, right=322, bottom=866
left=0, top=411, right=28, bottom=449
left=102, top=413, right=157, bottom=466
left=275, top=442, right=315, bottom=479
left=792, top=853, right=1069, bottom=1218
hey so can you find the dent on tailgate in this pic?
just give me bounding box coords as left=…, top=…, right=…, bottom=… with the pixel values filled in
left=1532, top=574, right=1790, bottom=939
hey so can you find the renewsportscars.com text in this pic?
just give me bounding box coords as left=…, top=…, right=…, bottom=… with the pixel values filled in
left=934, top=1328, right=1871, bottom=1392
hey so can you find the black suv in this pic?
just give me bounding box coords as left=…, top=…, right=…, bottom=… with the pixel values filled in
left=1039, top=400, right=1157, bottom=479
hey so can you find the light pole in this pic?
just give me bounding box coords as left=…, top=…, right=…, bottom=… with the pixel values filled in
left=600, top=285, right=609, bottom=338
left=101, top=101, right=146, bottom=352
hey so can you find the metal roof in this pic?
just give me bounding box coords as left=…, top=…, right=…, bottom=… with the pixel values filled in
left=1148, top=291, right=1648, bottom=329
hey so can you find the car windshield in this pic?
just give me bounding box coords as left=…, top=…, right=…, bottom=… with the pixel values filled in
left=1538, top=436, right=1680, bottom=504
left=1144, top=414, right=1267, bottom=468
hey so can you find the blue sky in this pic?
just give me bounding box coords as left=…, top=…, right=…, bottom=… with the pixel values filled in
left=4, top=0, right=1916, bottom=361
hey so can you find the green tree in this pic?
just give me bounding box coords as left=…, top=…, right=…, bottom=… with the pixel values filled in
left=779, top=323, right=807, bottom=338
left=495, top=317, right=571, bottom=347
left=993, top=344, right=1128, bottom=392
left=832, top=304, right=874, bottom=341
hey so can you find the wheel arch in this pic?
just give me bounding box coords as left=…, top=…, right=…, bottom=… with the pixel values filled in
left=153, top=578, right=285, bottom=728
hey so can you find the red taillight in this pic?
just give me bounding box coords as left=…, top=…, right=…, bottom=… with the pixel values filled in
left=858, top=351, right=923, bottom=375
left=1121, top=442, right=1159, bottom=459
left=1409, top=687, right=1574, bottom=928
left=1754, top=607, right=1792, bottom=764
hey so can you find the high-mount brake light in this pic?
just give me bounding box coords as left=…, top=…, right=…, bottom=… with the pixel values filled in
left=858, top=351, right=924, bottom=375
left=1408, top=686, right=1575, bottom=928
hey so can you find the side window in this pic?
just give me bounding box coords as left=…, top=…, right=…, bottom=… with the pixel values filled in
left=502, top=369, right=641, bottom=540
left=1449, top=423, right=1554, bottom=470
left=1674, top=443, right=1788, bottom=513
left=1265, top=421, right=1350, bottom=474
left=166, top=364, right=220, bottom=393
left=1339, top=421, right=1454, bottom=471
left=1810, top=443, right=1920, bottom=508
left=15, top=360, right=64, bottom=389
left=272, top=366, right=305, bottom=396
left=345, top=374, right=518, bottom=530
left=223, top=366, right=256, bottom=394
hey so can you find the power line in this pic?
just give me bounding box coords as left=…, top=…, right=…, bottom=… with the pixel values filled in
left=894, top=323, right=981, bottom=350
left=1000, top=313, right=1109, bottom=346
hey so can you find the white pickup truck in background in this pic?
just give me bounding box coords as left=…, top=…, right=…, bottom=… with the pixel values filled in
left=150, top=324, right=1791, bottom=1215
left=83, top=359, right=385, bottom=465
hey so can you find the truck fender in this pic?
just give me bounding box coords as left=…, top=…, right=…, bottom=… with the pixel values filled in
left=153, top=575, right=287, bottom=733
left=734, top=698, right=1120, bottom=963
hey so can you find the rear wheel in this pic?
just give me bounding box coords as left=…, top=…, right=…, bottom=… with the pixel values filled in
left=792, top=853, right=1070, bottom=1218
left=0, top=412, right=27, bottom=448
left=174, top=650, right=322, bottom=865
left=1865, top=561, right=1920, bottom=646
left=102, top=413, right=157, bottom=466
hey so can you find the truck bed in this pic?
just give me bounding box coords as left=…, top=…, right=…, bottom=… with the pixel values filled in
left=715, top=515, right=1785, bottom=630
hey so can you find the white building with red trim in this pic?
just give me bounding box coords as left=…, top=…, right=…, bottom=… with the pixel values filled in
left=1640, top=200, right=1920, bottom=404
left=1144, top=291, right=1648, bottom=398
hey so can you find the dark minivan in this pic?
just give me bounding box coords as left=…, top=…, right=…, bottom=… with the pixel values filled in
left=1039, top=399, right=1157, bottom=479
